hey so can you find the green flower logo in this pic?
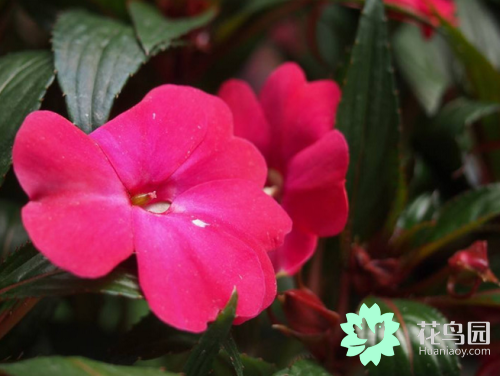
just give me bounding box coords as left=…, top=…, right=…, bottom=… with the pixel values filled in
left=340, top=303, right=401, bottom=366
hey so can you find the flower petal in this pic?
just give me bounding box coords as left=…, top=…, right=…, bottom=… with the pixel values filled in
left=259, top=62, right=341, bottom=167
left=23, top=198, right=133, bottom=277
left=168, top=120, right=268, bottom=193
left=90, top=85, right=212, bottom=195
left=169, top=179, right=292, bottom=251
left=218, top=79, right=272, bottom=159
left=13, top=111, right=127, bottom=200
left=282, top=130, right=349, bottom=237
left=13, top=111, right=133, bottom=278
left=269, top=227, right=318, bottom=275
left=133, top=209, right=271, bottom=332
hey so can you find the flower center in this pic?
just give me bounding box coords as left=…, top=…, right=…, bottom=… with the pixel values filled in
left=264, top=168, right=284, bottom=200
left=130, top=191, right=171, bottom=214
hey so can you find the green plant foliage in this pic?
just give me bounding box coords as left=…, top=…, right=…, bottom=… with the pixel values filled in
left=336, top=0, right=401, bottom=241
left=0, top=201, right=28, bottom=258
left=0, top=356, right=180, bottom=376
left=184, top=292, right=238, bottom=376
left=406, top=184, right=500, bottom=266
left=0, top=244, right=142, bottom=299
left=273, top=360, right=332, bottom=376
left=358, top=297, right=460, bottom=376
left=52, top=10, right=146, bottom=132
left=129, top=1, right=216, bottom=56
left=393, top=25, right=453, bottom=115
left=0, top=51, right=55, bottom=184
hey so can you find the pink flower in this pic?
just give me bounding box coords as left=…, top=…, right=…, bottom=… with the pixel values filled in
left=13, top=85, right=292, bottom=333
left=218, top=63, right=348, bottom=275
left=386, top=0, right=457, bottom=37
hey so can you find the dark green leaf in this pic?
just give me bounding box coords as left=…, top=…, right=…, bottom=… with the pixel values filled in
left=405, top=184, right=500, bottom=267
left=412, top=99, right=500, bottom=198
left=53, top=10, right=146, bottom=132
left=238, top=355, right=276, bottom=376
left=110, top=313, right=199, bottom=365
left=396, top=193, right=439, bottom=231
left=0, top=200, right=28, bottom=259
left=0, top=244, right=142, bottom=299
left=222, top=335, right=244, bottom=376
left=129, top=1, right=216, bottom=56
left=272, top=360, right=331, bottom=376
left=432, top=98, right=500, bottom=135
left=439, top=13, right=500, bottom=178
left=393, top=24, right=452, bottom=115
left=336, top=0, right=401, bottom=241
left=316, top=4, right=358, bottom=72
left=0, top=356, right=179, bottom=375
left=184, top=292, right=238, bottom=376
left=214, top=352, right=276, bottom=376
left=457, top=0, right=500, bottom=69
left=0, top=51, right=55, bottom=184
left=357, top=297, right=460, bottom=376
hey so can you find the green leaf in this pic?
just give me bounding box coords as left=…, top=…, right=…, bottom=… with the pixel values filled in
left=439, top=12, right=500, bottom=179
left=110, top=313, right=199, bottom=364
left=432, top=98, right=500, bottom=136
left=214, top=352, right=276, bottom=376
left=129, top=1, right=216, bottom=56
left=272, top=360, right=331, bottom=376
left=222, top=336, right=244, bottom=376
left=0, top=356, right=179, bottom=375
left=405, top=184, right=500, bottom=267
left=412, top=99, right=500, bottom=198
left=336, top=0, right=401, bottom=241
left=357, top=297, right=460, bottom=376
left=316, top=4, right=358, bottom=72
left=457, top=0, right=500, bottom=69
left=184, top=292, right=238, bottom=376
left=396, top=193, right=439, bottom=231
left=238, top=355, right=276, bottom=376
left=53, top=10, right=146, bottom=132
left=0, top=201, right=28, bottom=259
left=425, top=289, right=500, bottom=307
left=0, top=51, right=55, bottom=184
left=393, top=24, right=452, bottom=115
left=0, top=244, right=142, bottom=299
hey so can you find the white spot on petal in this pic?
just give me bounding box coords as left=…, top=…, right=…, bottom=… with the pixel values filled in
left=145, top=201, right=171, bottom=214
left=192, top=219, right=209, bottom=228
left=152, top=113, right=156, bottom=120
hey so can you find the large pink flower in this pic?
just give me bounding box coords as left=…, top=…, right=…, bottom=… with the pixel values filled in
left=218, top=63, right=348, bottom=275
left=13, top=85, right=292, bottom=333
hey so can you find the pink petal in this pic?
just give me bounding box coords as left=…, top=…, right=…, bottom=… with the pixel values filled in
left=269, top=227, right=318, bottom=275
left=233, top=244, right=277, bottom=324
left=170, top=179, right=292, bottom=251
left=13, top=111, right=133, bottom=278
left=167, top=97, right=268, bottom=193
left=90, top=85, right=211, bottom=196
left=282, top=130, right=349, bottom=237
left=133, top=209, right=271, bottom=332
left=259, top=62, right=341, bottom=168
left=23, top=199, right=133, bottom=277
left=218, top=80, right=272, bottom=159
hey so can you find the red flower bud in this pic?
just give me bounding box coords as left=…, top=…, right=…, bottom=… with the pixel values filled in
left=447, top=241, right=499, bottom=299
left=448, top=241, right=498, bottom=284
